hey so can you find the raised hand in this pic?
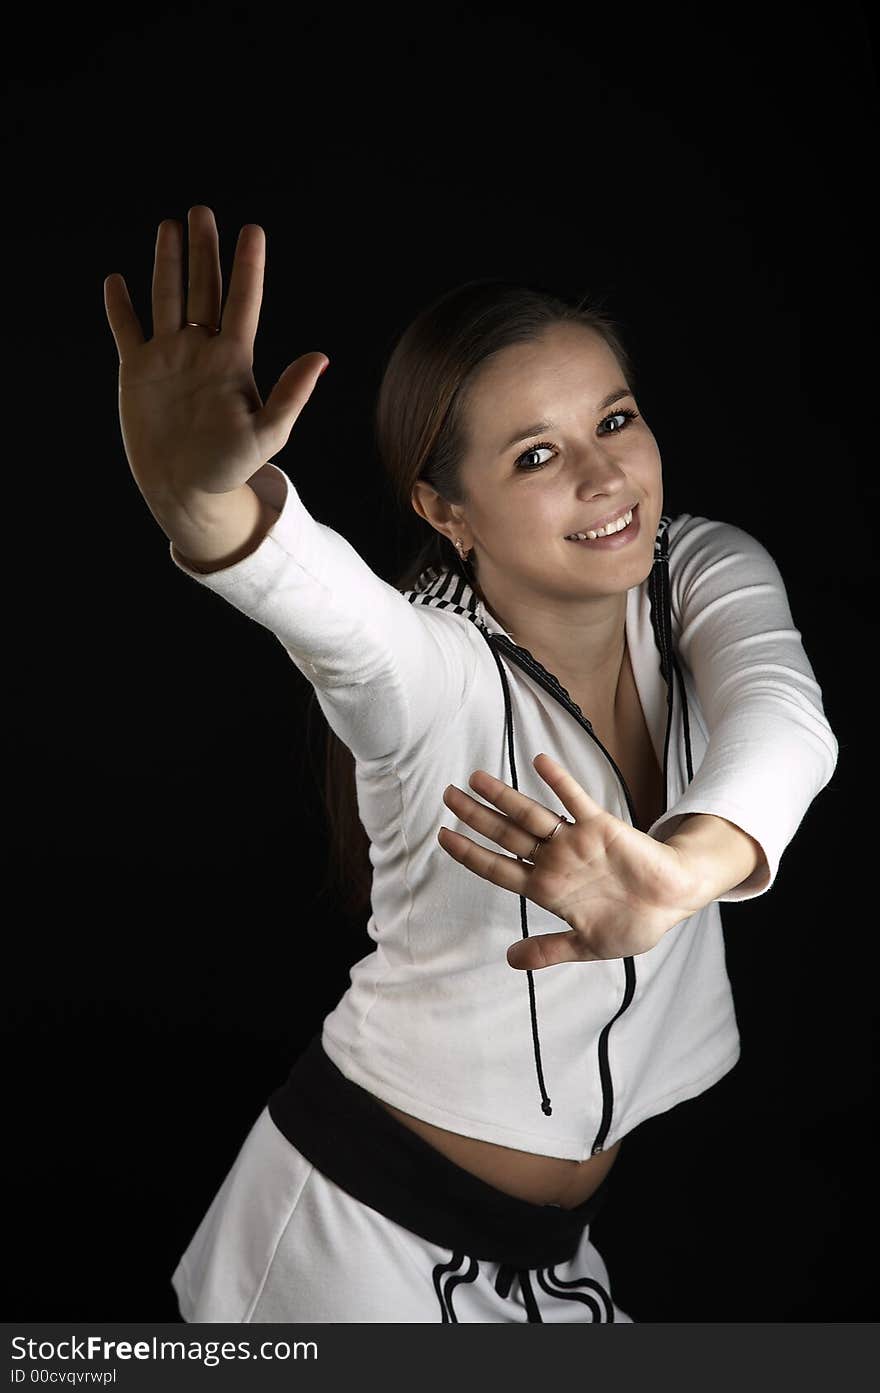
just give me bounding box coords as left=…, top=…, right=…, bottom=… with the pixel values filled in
left=437, top=751, right=704, bottom=969
left=103, top=205, right=328, bottom=511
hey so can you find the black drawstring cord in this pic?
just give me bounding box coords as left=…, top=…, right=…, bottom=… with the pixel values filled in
left=672, top=657, right=694, bottom=780
left=648, top=526, right=675, bottom=797
left=485, top=637, right=553, bottom=1118
left=652, top=521, right=695, bottom=783
left=671, top=637, right=694, bottom=783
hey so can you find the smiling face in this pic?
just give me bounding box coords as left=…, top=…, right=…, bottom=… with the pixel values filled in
left=413, top=321, right=664, bottom=611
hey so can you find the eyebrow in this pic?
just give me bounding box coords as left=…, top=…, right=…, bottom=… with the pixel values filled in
left=498, top=387, right=635, bottom=454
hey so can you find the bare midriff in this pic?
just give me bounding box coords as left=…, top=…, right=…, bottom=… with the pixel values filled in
left=375, top=1098, right=624, bottom=1207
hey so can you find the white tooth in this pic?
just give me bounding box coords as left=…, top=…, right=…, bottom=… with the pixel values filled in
left=578, top=508, right=634, bottom=541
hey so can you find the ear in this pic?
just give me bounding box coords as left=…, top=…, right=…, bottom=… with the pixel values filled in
left=410, top=479, right=469, bottom=548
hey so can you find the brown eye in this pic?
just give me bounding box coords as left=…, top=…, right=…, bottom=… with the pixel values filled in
left=514, top=443, right=556, bottom=471
left=599, top=408, right=639, bottom=433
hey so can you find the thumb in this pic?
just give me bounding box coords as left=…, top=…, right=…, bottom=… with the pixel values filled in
left=506, top=928, right=586, bottom=971
left=258, top=353, right=329, bottom=454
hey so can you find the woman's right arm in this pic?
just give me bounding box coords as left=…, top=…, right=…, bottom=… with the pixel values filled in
left=158, top=475, right=282, bottom=574
left=105, top=206, right=475, bottom=768
left=165, top=456, right=478, bottom=767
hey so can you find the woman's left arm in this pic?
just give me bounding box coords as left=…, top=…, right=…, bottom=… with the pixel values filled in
left=436, top=518, right=839, bottom=967
left=658, top=811, right=766, bottom=905
left=646, top=515, right=839, bottom=900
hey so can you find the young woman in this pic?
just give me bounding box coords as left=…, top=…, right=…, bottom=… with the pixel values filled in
left=104, top=205, right=838, bottom=1323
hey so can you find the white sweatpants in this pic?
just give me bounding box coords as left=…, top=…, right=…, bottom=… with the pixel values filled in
left=172, top=1104, right=633, bottom=1324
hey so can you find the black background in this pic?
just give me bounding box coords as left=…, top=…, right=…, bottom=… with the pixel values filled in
left=4, top=1, right=877, bottom=1321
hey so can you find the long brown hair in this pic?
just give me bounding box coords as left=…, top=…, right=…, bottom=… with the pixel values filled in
left=305, top=278, right=638, bottom=922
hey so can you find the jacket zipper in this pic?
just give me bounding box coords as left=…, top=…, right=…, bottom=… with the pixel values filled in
left=486, top=631, right=673, bottom=1156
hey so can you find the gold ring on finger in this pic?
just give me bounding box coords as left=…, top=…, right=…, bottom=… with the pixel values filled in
left=543, top=814, right=569, bottom=842
left=528, top=813, right=571, bottom=863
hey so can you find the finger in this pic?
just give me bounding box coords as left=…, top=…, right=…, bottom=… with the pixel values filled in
left=185, top=205, right=223, bottom=331
left=466, top=768, right=571, bottom=841
left=437, top=826, right=533, bottom=895
left=104, top=271, right=145, bottom=362
left=443, top=784, right=539, bottom=861
left=152, top=217, right=184, bottom=336
left=220, top=222, right=265, bottom=350
left=507, top=927, right=596, bottom=972
left=531, top=751, right=608, bottom=825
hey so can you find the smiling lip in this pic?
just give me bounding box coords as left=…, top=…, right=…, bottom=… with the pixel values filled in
left=565, top=503, right=641, bottom=550
left=564, top=501, right=639, bottom=537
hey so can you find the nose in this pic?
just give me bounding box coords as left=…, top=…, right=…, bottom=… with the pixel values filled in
left=573, top=453, right=629, bottom=501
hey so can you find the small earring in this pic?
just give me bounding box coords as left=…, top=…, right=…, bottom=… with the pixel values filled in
left=454, top=537, right=471, bottom=560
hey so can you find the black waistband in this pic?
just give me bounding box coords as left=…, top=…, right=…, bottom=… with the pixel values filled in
left=266, top=1032, right=613, bottom=1269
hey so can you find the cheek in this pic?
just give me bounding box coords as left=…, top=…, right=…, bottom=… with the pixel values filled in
left=484, top=495, right=546, bottom=538
left=640, top=439, right=663, bottom=485
left=631, top=449, right=663, bottom=508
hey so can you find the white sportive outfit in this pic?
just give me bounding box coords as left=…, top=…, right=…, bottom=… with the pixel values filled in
left=167, top=460, right=838, bottom=1321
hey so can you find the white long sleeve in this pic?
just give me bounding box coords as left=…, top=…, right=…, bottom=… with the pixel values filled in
left=646, top=515, right=839, bottom=900
left=168, top=460, right=477, bottom=767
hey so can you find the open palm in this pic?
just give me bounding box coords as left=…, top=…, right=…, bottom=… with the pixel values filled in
left=437, top=752, right=703, bottom=969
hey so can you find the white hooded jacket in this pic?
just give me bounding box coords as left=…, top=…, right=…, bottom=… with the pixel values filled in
left=169, top=460, right=838, bottom=1162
